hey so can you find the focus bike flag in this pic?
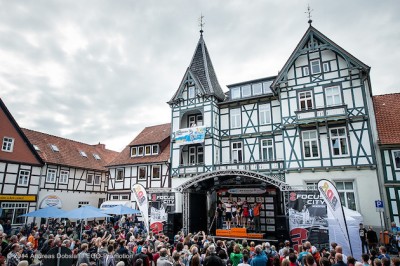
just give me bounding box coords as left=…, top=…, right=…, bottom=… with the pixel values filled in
left=318, top=179, right=352, bottom=256
left=132, top=183, right=150, bottom=233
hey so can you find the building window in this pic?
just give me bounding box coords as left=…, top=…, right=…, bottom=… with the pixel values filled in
left=1, top=203, right=28, bottom=225
left=306, top=182, right=318, bottom=190
left=93, top=153, right=101, bottom=160
left=253, top=83, right=262, bottom=95
left=116, top=169, right=124, bottom=181
left=111, top=195, right=119, bottom=200
left=323, top=62, right=330, bottom=72
left=232, top=142, right=243, bottom=163
left=188, top=85, right=195, bottom=98
left=330, top=127, right=348, bottom=156
left=188, top=114, right=203, bottom=127
left=59, top=170, right=69, bottom=184
left=197, top=146, right=204, bottom=164
left=242, top=85, right=251, bottom=98
left=152, top=165, right=161, bottom=179
left=18, top=170, right=30, bottom=186
left=392, top=151, right=400, bottom=169
left=86, top=174, right=94, bottom=184
left=121, top=195, right=129, bottom=200
left=138, top=166, right=146, bottom=180
left=231, top=87, right=240, bottom=99
left=263, top=81, right=273, bottom=94
left=46, top=169, right=57, bottom=183
left=230, top=108, right=241, bottom=129
left=152, top=145, right=159, bottom=155
left=94, top=174, right=101, bottom=185
left=189, top=146, right=196, bottom=165
left=131, top=147, right=137, bottom=157
left=299, top=91, right=313, bottom=110
left=50, top=144, right=59, bottom=152
left=2, top=137, right=14, bottom=152
left=145, top=145, right=151, bottom=155
left=33, top=145, right=40, bottom=151
left=310, top=60, right=321, bottom=74
left=335, top=181, right=357, bottom=211
left=325, top=86, right=342, bottom=106
left=78, top=201, right=89, bottom=208
left=79, top=151, right=87, bottom=157
left=259, top=104, right=271, bottom=125
left=302, top=130, right=319, bottom=158
left=261, top=139, right=274, bottom=161
left=303, top=66, right=310, bottom=76
left=138, top=146, right=144, bottom=156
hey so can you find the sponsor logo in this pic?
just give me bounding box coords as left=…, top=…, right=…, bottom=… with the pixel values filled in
left=318, top=181, right=338, bottom=211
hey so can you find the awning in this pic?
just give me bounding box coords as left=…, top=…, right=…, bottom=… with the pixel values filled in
left=100, top=201, right=131, bottom=210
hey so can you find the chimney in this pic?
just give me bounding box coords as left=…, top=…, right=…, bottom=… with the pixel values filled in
left=94, top=142, right=106, bottom=149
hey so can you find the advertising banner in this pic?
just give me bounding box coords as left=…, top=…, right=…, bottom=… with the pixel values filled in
left=318, top=179, right=352, bottom=255
left=288, top=191, right=329, bottom=251
left=132, top=183, right=150, bottom=233
left=174, top=126, right=206, bottom=146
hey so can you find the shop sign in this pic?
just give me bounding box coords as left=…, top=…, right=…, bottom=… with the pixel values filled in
left=0, top=195, right=36, bottom=202
left=40, top=195, right=62, bottom=208
left=227, top=188, right=266, bottom=195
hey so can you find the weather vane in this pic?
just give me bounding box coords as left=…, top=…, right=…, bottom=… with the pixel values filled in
left=305, top=4, right=313, bottom=25
left=199, top=13, right=205, bottom=35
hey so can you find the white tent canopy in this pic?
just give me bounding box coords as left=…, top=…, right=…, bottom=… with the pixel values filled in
left=328, top=207, right=363, bottom=260
left=100, top=201, right=132, bottom=210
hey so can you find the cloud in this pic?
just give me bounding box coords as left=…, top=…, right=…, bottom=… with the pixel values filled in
left=0, top=0, right=399, bottom=151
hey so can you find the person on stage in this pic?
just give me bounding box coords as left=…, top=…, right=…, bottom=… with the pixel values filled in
left=237, top=198, right=243, bottom=227
left=225, top=199, right=233, bottom=230
left=232, top=201, right=238, bottom=227
left=216, top=203, right=225, bottom=230
left=242, top=201, right=249, bottom=228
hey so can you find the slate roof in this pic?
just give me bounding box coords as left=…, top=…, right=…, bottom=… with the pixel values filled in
left=108, top=123, right=171, bottom=167
left=373, top=93, right=400, bottom=145
left=169, top=35, right=225, bottom=103
left=22, top=128, right=118, bottom=171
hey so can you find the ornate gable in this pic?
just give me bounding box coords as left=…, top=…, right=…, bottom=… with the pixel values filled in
left=271, top=26, right=370, bottom=91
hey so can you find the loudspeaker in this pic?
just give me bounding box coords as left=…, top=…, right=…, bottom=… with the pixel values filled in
left=275, top=215, right=290, bottom=242
left=164, top=213, right=183, bottom=241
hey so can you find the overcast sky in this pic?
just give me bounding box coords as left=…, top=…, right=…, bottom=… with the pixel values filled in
left=1, top=0, right=399, bottom=152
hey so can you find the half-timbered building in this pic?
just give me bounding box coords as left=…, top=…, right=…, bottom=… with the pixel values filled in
left=106, top=123, right=171, bottom=209
left=169, top=24, right=381, bottom=234
left=22, top=129, right=118, bottom=211
left=0, top=99, right=43, bottom=225
left=373, top=93, right=400, bottom=225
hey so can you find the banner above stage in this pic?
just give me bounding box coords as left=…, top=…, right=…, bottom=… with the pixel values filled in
left=174, top=126, right=206, bottom=146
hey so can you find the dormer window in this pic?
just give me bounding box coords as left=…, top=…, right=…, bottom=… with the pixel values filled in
left=131, top=147, right=138, bottom=157
left=138, top=146, right=144, bottom=156
left=93, top=153, right=101, bottom=160
left=145, top=145, right=151, bottom=155
left=33, top=145, right=40, bottom=151
left=50, top=144, right=59, bottom=152
left=79, top=151, right=87, bottom=157
left=152, top=145, right=159, bottom=155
